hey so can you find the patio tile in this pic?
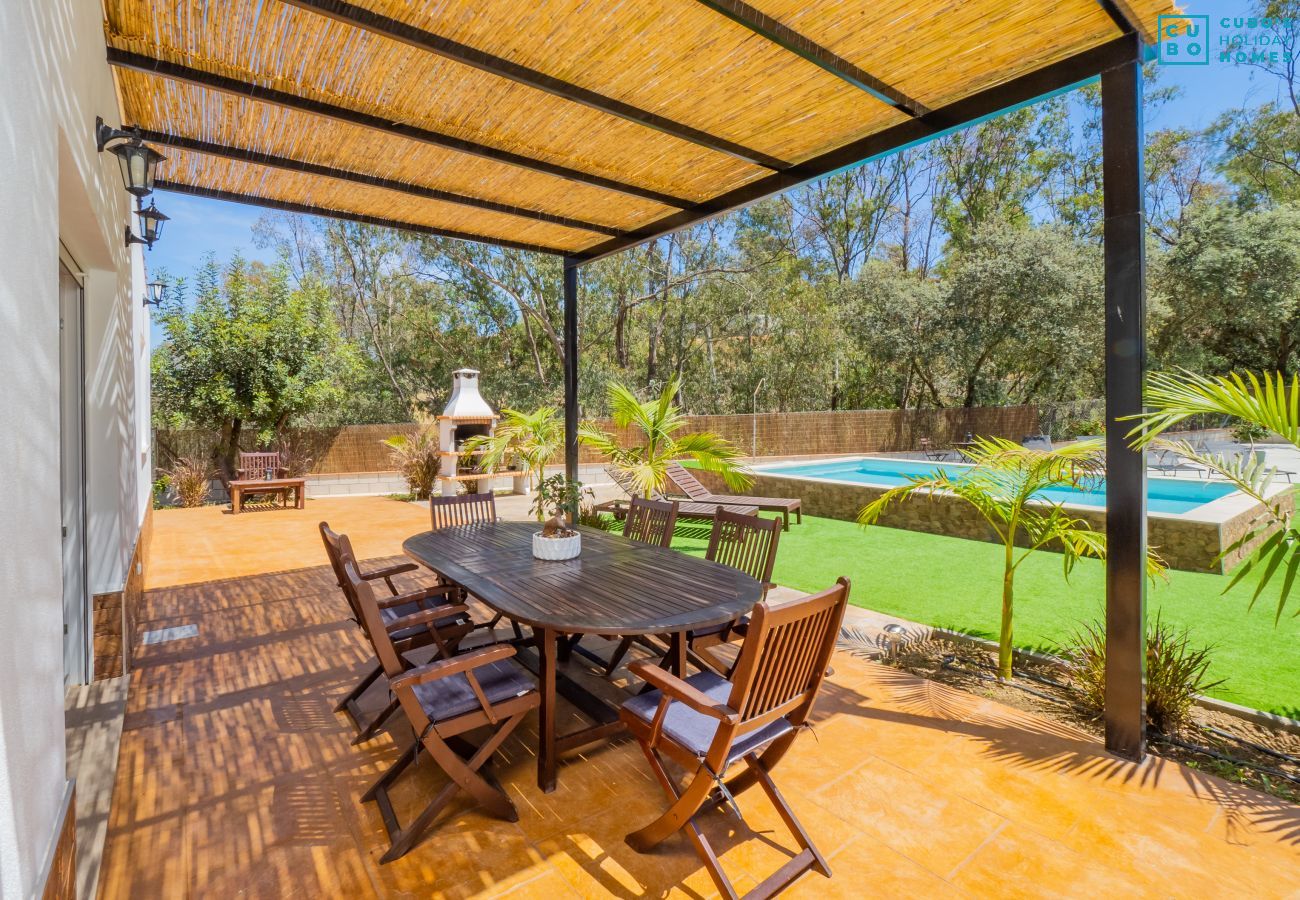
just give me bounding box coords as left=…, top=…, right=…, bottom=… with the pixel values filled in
left=810, top=756, right=1008, bottom=879
left=98, top=496, right=1300, bottom=898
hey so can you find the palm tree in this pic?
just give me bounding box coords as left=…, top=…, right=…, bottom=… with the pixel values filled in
left=858, top=437, right=1165, bottom=681
left=579, top=377, right=752, bottom=497
left=1128, top=369, right=1298, bottom=619
left=461, top=406, right=562, bottom=519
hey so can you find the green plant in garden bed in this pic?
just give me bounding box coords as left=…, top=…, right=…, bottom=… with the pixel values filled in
left=1069, top=613, right=1224, bottom=734
left=579, top=376, right=751, bottom=497
left=383, top=411, right=440, bottom=500
left=461, top=406, right=562, bottom=499
left=1128, top=369, right=1300, bottom=621
left=857, top=436, right=1167, bottom=681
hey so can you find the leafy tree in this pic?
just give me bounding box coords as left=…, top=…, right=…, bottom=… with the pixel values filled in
left=578, top=377, right=751, bottom=496
left=152, top=255, right=358, bottom=482
left=859, top=437, right=1165, bottom=680
left=1148, top=201, right=1300, bottom=374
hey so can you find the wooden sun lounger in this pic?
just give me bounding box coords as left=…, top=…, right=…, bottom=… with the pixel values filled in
left=599, top=466, right=757, bottom=520
left=665, top=461, right=802, bottom=530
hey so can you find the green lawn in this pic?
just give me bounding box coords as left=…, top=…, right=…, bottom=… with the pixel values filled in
left=652, top=515, right=1300, bottom=716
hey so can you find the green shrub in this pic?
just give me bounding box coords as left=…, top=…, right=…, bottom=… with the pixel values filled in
left=383, top=427, right=440, bottom=500
left=169, top=458, right=213, bottom=508
left=1068, top=613, right=1223, bottom=734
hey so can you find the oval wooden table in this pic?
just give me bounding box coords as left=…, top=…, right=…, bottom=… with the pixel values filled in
left=403, top=521, right=763, bottom=792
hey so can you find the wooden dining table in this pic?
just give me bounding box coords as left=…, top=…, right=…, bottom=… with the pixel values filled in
left=403, top=520, right=763, bottom=792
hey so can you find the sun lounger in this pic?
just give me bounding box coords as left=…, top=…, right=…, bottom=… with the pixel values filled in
left=664, top=461, right=802, bottom=530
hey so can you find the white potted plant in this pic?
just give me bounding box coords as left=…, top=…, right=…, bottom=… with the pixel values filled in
left=530, top=474, right=584, bottom=561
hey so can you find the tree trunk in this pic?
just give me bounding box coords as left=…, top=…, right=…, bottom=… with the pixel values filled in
left=998, top=543, right=1016, bottom=681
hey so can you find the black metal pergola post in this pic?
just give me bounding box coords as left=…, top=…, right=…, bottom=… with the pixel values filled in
left=1100, top=35, right=1148, bottom=761
left=563, top=255, right=581, bottom=498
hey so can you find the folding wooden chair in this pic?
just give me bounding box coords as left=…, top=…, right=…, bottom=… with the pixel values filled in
left=590, top=498, right=680, bottom=676
left=623, top=496, right=679, bottom=547
left=604, top=508, right=779, bottom=678
left=429, top=492, right=498, bottom=530
left=619, top=579, right=850, bottom=899
left=320, top=522, right=473, bottom=744
left=426, top=493, right=523, bottom=639
left=345, top=559, right=539, bottom=863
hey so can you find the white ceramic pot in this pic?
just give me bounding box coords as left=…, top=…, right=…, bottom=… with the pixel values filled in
left=532, top=531, right=581, bottom=561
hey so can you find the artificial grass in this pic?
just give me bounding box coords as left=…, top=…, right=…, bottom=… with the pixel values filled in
left=656, top=515, right=1300, bottom=716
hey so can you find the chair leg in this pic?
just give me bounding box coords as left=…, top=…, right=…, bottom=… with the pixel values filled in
left=625, top=745, right=719, bottom=852
left=368, top=710, right=529, bottom=863
left=351, top=695, right=400, bottom=745
left=602, top=636, right=635, bottom=677
left=628, top=744, right=739, bottom=899
left=334, top=661, right=383, bottom=715
left=745, top=754, right=831, bottom=880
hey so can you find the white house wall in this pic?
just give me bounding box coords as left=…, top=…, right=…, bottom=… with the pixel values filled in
left=0, top=0, right=148, bottom=896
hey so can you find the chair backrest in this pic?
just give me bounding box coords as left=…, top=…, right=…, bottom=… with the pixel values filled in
left=623, top=497, right=678, bottom=548
left=342, top=558, right=406, bottom=678
left=240, top=451, right=282, bottom=479
left=705, top=509, right=780, bottom=587
left=319, top=522, right=366, bottom=624
left=429, top=492, right=497, bottom=530
left=665, top=462, right=713, bottom=500
left=726, top=579, right=849, bottom=733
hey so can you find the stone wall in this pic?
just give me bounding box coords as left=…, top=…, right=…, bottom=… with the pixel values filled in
left=155, top=405, right=1040, bottom=478
left=692, top=467, right=1275, bottom=574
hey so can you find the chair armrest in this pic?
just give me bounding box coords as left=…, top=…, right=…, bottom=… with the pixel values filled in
left=235, top=469, right=248, bottom=480
left=376, top=584, right=456, bottom=609
left=391, top=643, right=517, bottom=692
left=627, top=661, right=738, bottom=723
left=385, top=603, right=471, bottom=634
left=363, top=561, right=419, bottom=581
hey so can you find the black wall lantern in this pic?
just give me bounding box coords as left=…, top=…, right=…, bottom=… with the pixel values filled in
left=95, top=116, right=164, bottom=198
left=143, top=280, right=167, bottom=308
left=125, top=199, right=169, bottom=250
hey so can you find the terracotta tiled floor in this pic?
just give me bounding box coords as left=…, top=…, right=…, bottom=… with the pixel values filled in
left=101, top=497, right=1300, bottom=898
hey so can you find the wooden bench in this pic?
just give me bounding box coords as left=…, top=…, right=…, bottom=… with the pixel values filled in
left=230, top=451, right=305, bottom=513
left=229, top=477, right=306, bottom=513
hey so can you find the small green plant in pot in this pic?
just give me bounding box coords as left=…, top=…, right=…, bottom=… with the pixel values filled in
left=531, top=474, right=585, bottom=560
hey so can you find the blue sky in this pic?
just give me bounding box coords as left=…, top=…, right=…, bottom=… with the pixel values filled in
left=142, top=0, right=1277, bottom=288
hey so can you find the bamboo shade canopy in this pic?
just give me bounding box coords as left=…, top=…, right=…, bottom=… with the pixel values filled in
left=103, top=0, right=1175, bottom=260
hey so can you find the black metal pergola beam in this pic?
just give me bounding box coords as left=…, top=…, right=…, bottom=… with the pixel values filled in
left=154, top=180, right=569, bottom=255
left=692, top=0, right=931, bottom=119
left=277, top=0, right=790, bottom=171
left=106, top=47, right=695, bottom=210
left=137, top=129, right=624, bottom=238
left=1100, top=34, right=1148, bottom=761
left=1096, top=0, right=1141, bottom=35
left=575, top=36, right=1137, bottom=263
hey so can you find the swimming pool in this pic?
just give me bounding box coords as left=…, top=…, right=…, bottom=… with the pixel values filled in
left=758, top=456, right=1239, bottom=515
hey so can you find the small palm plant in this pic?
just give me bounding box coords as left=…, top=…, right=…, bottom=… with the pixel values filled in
left=859, top=437, right=1165, bottom=681
left=461, top=406, right=562, bottom=518
left=1128, top=369, right=1299, bottom=619
left=579, top=377, right=752, bottom=497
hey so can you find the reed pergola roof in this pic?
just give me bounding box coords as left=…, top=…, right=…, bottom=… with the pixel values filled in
left=104, top=0, right=1173, bottom=261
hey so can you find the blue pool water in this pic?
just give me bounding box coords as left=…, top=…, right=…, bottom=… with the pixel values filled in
left=758, top=457, right=1239, bottom=515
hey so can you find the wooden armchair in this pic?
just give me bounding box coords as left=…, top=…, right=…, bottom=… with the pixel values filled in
left=236, top=451, right=286, bottom=480
left=429, top=492, right=498, bottom=530
left=345, top=559, right=539, bottom=863
left=604, top=508, right=779, bottom=678
left=623, top=496, right=678, bottom=547
left=320, top=522, right=473, bottom=744
left=619, top=579, right=850, bottom=899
